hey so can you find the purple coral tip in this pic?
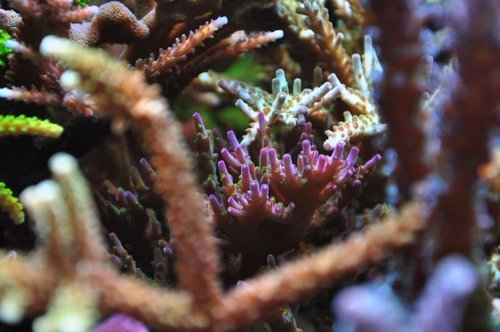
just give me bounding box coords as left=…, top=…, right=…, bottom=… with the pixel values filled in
left=364, top=154, right=382, bottom=171
left=193, top=112, right=206, bottom=131
left=226, top=130, right=240, bottom=149
left=93, top=314, right=149, bottom=332
left=346, top=147, right=360, bottom=165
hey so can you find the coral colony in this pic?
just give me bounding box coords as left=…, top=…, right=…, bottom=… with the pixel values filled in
left=0, top=0, right=499, bottom=331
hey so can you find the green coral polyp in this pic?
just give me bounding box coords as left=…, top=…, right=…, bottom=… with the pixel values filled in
left=0, top=182, right=24, bottom=224
left=0, top=115, right=63, bottom=138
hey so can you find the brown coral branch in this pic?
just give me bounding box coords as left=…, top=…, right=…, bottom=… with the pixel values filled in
left=206, top=30, right=285, bottom=62
left=213, top=201, right=425, bottom=331
left=296, top=0, right=354, bottom=86
left=59, top=5, right=97, bottom=24
left=0, top=154, right=208, bottom=330
left=8, top=0, right=96, bottom=24
left=49, top=155, right=107, bottom=262
left=420, top=1, right=499, bottom=330
left=0, top=86, right=61, bottom=107
left=0, top=258, right=57, bottom=321
left=431, top=0, right=500, bottom=259
left=165, top=29, right=283, bottom=96
left=330, top=0, right=365, bottom=26
left=40, top=36, right=223, bottom=313
left=81, top=265, right=208, bottom=330
left=371, top=0, right=429, bottom=200
left=135, top=16, right=228, bottom=79
left=61, top=90, right=95, bottom=117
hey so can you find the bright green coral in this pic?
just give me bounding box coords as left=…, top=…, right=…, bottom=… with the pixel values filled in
left=0, top=182, right=24, bottom=224
left=0, top=29, right=13, bottom=68
left=0, top=115, right=62, bottom=223
left=0, top=115, right=63, bottom=138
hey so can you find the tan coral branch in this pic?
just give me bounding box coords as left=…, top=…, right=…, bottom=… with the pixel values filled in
left=81, top=266, right=209, bottom=330
left=135, top=16, right=228, bottom=78
left=297, top=0, right=354, bottom=86
left=39, top=36, right=223, bottom=313
left=214, top=202, right=424, bottom=331
left=0, top=259, right=57, bottom=323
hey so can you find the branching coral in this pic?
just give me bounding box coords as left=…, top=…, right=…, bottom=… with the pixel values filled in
left=0, top=114, right=62, bottom=224
left=0, top=0, right=498, bottom=331
left=207, top=120, right=381, bottom=268
left=0, top=153, right=202, bottom=331
left=0, top=150, right=424, bottom=330
left=199, top=47, right=384, bottom=148
left=0, top=114, right=63, bottom=138
left=0, top=182, right=24, bottom=224
left=0, top=34, right=421, bottom=331
left=278, top=0, right=353, bottom=85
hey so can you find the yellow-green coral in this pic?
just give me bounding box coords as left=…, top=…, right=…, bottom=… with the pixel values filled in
left=0, top=182, right=24, bottom=224
left=0, top=115, right=63, bottom=138
left=0, top=29, right=13, bottom=68
left=0, top=115, right=62, bottom=223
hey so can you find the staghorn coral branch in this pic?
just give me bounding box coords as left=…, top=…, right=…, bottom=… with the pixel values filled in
left=347, top=0, right=364, bottom=18
left=371, top=0, right=429, bottom=200
left=80, top=265, right=208, bottom=330
left=425, top=3, right=500, bottom=329
left=207, top=30, right=285, bottom=62
left=0, top=86, right=61, bottom=107
left=49, top=154, right=107, bottom=263
left=61, top=90, right=95, bottom=116
left=39, top=36, right=223, bottom=313
left=210, top=68, right=335, bottom=145
left=323, top=70, right=385, bottom=150
left=172, top=30, right=284, bottom=92
left=207, top=64, right=383, bottom=148
left=0, top=259, right=57, bottom=323
left=60, top=5, right=98, bottom=24
left=330, top=0, right=365, bottom=26
left=8, top=0, right=97, bottom=24
left=296, top=0, right=354, bottom=86
left=0, top=115, right=63, bottom=138
left=430, top=0, right=500, bottom=257
left=213, top=201, right=424, bottom=331
left=0, top=153, right=208, bottom=330
left=0, top=182, right=24, bottom=224
left=135, top=16, right=228, bottom=78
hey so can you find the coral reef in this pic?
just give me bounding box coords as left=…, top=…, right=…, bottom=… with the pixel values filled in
left=0, top=0, right=498, bottom=331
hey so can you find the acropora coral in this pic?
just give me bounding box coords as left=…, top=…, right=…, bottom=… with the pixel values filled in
left=0, top=0, right=498, bottom=331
